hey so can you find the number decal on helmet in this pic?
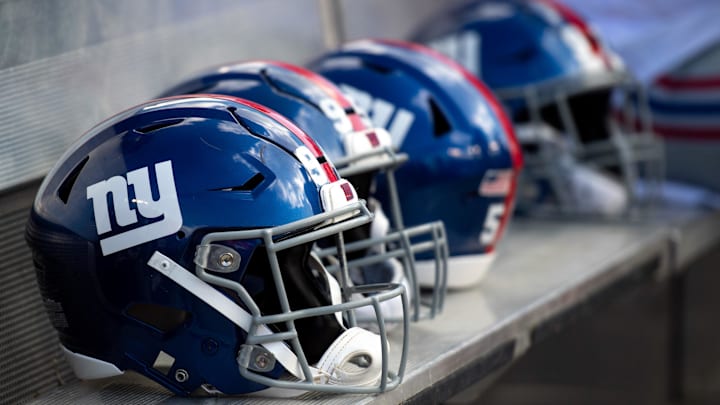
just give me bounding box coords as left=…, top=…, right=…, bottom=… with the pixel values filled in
left=295, top=145, right=330, bottom=186
left=318, top=98, right=354, bottom=135
left=480, top=202, right=505, bottom=246
left=339, top=84, right=415, bottom=148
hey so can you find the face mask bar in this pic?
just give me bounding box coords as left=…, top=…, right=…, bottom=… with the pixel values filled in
left=315, top=219, right=448, bottom=322
left=331, top=145, right=449, bottom=322
left=496, top=70, right=665, bottom=211
left=191, top=201, right=408, bottom=394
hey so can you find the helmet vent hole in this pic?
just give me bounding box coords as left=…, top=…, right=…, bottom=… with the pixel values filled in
left=176, top=230, right=186, bottom=239
left=261, top=68, right=320, bottom=110
left=134, top=118, right=185, bottom=134
left=57, top=156, right=89, bottom=204
left=361, top=61, right=392, bottom=74
left=126, top=303, right=190, bottom=333
left=152, top=350, right=176, bottom=375
left=429, top=98, right=451, bottom=136
left=212, top=172, right=265, bottom=192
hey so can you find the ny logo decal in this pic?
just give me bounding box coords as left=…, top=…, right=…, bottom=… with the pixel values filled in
left=86, top=160, right=182, bottom=255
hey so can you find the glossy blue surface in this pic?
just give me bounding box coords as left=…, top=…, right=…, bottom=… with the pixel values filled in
left=161, top=62, right=358, bottom=162
left=411, top=0, right=618, bottom=115
left=414, top=0, right=585, bottom=84
left=310, top=40, right=520, bottom=257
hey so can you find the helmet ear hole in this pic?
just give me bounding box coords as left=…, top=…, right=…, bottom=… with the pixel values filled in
left=126, top=303, right=191, bottom=334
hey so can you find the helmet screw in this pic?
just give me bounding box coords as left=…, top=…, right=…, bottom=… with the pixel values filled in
left=254, top=353, right=269, bottom=370
left=218, top=253, right=234, bottom=268
left=175, top=369, right=189, bottom=383
left=201, top=338, right=219, bottom=355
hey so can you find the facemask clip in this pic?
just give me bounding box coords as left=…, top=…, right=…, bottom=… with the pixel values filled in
left=194, top=244, right=242, bottom=273
left=238, top=345, right=277, bottom=373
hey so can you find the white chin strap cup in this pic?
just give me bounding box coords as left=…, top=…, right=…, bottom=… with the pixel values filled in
left=316, top=327, right=384, bottom=387
left=352, top=258, right=409, bottom=324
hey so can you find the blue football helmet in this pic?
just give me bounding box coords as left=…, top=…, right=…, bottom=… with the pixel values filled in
left=310, top=39, right=523, bottom=289
left=413, top=0, right=664, bottom=215
left=160, top=60, right=448, bottom=321
left=25, top=95, right=408, bottom=396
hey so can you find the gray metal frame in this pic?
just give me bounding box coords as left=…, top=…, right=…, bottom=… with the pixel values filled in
left=316, top=219, right=448, bottom=321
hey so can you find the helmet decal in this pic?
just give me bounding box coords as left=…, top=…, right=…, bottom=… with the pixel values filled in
left=86, top=160, right=182, bottom=255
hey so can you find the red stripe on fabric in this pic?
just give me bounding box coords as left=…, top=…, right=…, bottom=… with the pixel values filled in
left=613, top=107, right=720, bottom=140
left=656, top=74, right=720, bottom=90
left=654, top=124, right=720, bottom=140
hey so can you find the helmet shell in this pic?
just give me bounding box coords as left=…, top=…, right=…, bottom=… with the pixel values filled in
left=311, top=39, right=522, bottom=286
left=26, top=95, right=340, bottom=395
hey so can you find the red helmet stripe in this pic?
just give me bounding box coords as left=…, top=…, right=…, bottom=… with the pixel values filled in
left=264, top=60, right=368, bottom=132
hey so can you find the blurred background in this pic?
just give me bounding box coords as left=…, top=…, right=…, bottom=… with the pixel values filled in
left=2, top=1, right=720, bottom=404
left=564, top=0, right=720, bottom=195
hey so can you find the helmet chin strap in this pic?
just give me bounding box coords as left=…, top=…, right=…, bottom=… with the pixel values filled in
left=315, top=327, right=384, bottom=386
left=147, top=251, right=384, bottom=390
